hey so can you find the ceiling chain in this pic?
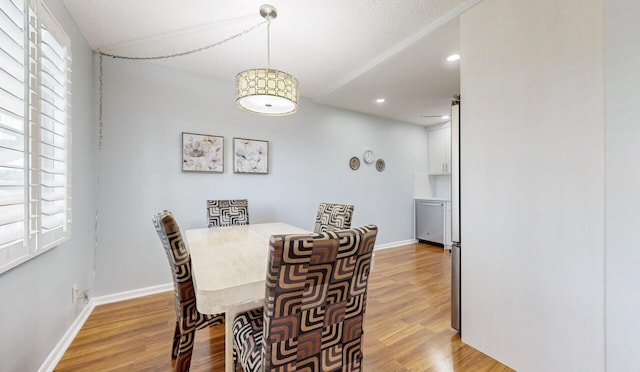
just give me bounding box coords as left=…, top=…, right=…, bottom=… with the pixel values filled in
left=99, top=19, right=267, bottom=60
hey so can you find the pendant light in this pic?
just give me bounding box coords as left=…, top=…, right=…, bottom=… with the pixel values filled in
left=235, top=5, right=299, bottom=116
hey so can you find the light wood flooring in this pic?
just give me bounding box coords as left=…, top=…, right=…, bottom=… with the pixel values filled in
left=55, top=243, right=513, bottom=371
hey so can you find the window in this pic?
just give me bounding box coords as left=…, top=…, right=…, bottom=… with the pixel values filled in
left=0, top=0, right=71, bottom=274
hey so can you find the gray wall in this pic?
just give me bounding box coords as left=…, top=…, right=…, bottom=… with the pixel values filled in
left=11, top=1, right=640, bottom=370
left=605, top=0, right=640, bottom=370
left=93, top=57, right=428, bottom=296
left=460, top=0, right=605, bottom=370
left=0, top=0, right=96, bottom=371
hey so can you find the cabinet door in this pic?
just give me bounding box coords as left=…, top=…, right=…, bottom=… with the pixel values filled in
left=444, top=128, right=451, bottom=174
left=428, top=127, right=451, bottom=175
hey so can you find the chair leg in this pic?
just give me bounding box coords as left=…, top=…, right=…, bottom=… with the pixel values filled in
left=175, top=330, right=196, bottom=372
left=172, top=322, right=180, bottom=359
left=233, top=346, right=239, bottom=371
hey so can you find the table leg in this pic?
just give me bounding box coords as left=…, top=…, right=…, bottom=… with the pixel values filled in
left=225, top=311, right=234, bottom=372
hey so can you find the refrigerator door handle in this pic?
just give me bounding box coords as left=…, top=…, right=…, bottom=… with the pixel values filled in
left=450, top=102, right=461, bottom=332
left=451, top=103, right=460, bottom=243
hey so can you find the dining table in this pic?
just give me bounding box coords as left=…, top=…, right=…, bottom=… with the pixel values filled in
left=185, top=222, right=311, bottom=372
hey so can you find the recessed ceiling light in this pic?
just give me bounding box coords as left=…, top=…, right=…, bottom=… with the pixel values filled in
left=441, top=115, right=451, bottom=120
left=376, top=98, right=385, bottom=103
left=447, top=54, right=461, bottom=62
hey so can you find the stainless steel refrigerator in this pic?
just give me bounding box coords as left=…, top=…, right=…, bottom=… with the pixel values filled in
left=451, top=99, right=461, bottom=331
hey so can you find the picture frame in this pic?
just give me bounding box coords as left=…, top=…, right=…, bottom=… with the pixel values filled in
left=233, top=137, right=269, bottom=174
left=182, top=132, right=224, bottom=173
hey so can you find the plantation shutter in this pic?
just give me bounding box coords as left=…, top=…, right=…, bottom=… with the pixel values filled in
left=0, top=0, right=70, bottom=272
left=31, top=2, right=71, bottom=249
left=0, top=0, right=28, bottom=266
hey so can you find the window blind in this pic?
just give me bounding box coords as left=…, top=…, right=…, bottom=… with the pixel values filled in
left=0, top=0, right=71, bottom=273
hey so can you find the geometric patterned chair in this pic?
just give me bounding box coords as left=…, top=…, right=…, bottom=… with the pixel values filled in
left=152, top=210, right=225, bottom=372
left=313, top=202, right=354, bottom=233
left=232, top=225, right=378, bottom=372
left=207, top=199, right=249, bottom=227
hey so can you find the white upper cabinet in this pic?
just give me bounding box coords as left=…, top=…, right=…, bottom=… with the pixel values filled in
left=428, top=126, right=451, bottom=175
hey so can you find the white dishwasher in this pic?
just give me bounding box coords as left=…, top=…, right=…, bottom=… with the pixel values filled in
left=415, top=200, right=444, bottom=245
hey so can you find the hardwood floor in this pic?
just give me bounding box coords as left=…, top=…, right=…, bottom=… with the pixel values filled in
left=55, top=243, right=513, bottom=371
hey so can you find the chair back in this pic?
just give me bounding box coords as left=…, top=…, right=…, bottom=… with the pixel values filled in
left=264, top=225, right=377, bottom=371
left=313, top=202, right=354, bottom=233
left=152, top=210, right=196, bottom=328
left=207, top=199, right=249, bottom=227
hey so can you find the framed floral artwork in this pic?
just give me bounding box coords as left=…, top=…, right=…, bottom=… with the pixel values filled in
left=182, top=132, right=224, bottom=173
left=233, top=138, right=268, bottom=174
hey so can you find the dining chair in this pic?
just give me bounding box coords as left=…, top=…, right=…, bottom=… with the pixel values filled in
left=152, top=210, right=225, bottom=372
left=207, top=199, right=249, bottom=227
left=313, top=202, right=355, bottom=233
left=232, top=225, right=378, bottom=372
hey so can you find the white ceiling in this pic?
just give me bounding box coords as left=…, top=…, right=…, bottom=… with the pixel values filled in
left=62, top=0, right=481, bottom=125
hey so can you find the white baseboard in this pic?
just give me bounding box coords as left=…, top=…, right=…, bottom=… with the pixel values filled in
left=38, top=282, right=173, bottom=372
left=375, top=239, right=417, bottom=250
left=92, top=282, right=173, bottom=306
left=38, top=301, right=95, bottom=372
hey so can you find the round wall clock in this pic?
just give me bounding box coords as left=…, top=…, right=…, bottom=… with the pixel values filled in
left=376, top=158, right=386, bottom=172
left=349, top=156, right=360, bottom=170
left=363, top=150, right=375, bottom=164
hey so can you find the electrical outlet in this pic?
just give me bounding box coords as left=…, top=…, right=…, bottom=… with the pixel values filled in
left=80, top=290, right=90, bottom=304
left=72, top=284, right=78, bottom=304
